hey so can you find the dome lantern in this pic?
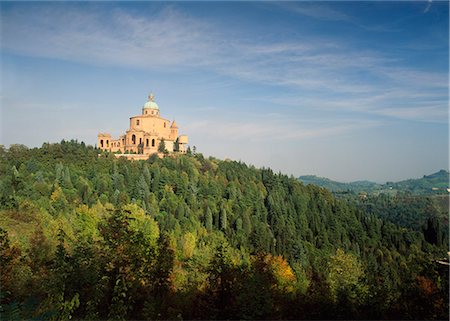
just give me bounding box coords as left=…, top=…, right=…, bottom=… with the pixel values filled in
left=142, top=93, right=160, bottom=116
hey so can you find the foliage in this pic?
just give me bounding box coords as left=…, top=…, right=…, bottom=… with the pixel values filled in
left=0, top=140, right=448, bottom=320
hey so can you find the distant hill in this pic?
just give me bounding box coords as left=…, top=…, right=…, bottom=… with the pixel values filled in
left=299, top=169, right=449, bottom=195
left=298, top=175, right=380, bottom=193
left=386, top=169, right=449, bottom=194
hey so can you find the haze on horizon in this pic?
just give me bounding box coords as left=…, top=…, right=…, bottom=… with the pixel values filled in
left=0, top=1, right=448, bottom=183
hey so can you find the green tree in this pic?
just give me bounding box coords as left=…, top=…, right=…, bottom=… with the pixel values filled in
left=99, top=204, right=160, bottom=319
left=158, top=139, right=167, bottom=153
left=327, top=248, right=368, bottom=317
left=205, top=207, right=213, bottom=232
left=173, top=138, right=180, bottom=152
left=63, top=167, right=72, bottom=189
left=43, top=230, right=80, bottom=321
left=220, top=206, right=227, bottom=231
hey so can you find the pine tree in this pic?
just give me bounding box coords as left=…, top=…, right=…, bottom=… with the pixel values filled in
left=220, top=206, right=227, bottom=231
left=63, top=166, right=72, bottom=189
left=205, top=207, right=213, bottom=232
left=158, top=139, right=166, bottom=153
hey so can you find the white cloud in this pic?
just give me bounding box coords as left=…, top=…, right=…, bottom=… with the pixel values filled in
left=184, top=116, right=381, bottom=143
left=424, top=0, right=433, bottom=13
left=1, top=5, right=218, bottom=69
left=272, top=2, right=354, bottom=23
left=374, top=105, right=448, bottom=121
left=270, top=89, right=448, bottom=124
left=1, top=3, right=447, bottom=126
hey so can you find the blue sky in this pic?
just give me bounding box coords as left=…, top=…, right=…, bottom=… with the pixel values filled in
left=1, top=1, right=448, bottom=182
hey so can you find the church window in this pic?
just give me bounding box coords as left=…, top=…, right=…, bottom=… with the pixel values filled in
left=137, top=120, right=140, bottom=126
left=139, top=138, right=142, bottom=144
left=106, top=140, right=109, bottom=147
left=146, top=139, right=149, bottom=147
left=132, top=135, right=136, bottom=145
left=100, top=139, right=103, bottom=148
left=152, top=139, right=155, bottom=147
left=164, top=122, right=166, bottom=128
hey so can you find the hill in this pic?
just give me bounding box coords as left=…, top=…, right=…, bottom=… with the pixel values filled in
left=0, top=141, right=448, bottom=320
left=298, top=175, right=380, bottom=193
left=299, top=170, right=449, bottom=195
left=387, top=169, right=449, bottom=194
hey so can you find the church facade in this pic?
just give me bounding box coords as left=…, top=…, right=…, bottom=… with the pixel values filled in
left=97, top=93, right=188, bottom=159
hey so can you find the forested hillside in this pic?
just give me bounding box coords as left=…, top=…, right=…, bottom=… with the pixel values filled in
left=299, top=170, right=449, bottom=195
left=387, top=169, right=449, bottom=194
left=0, top=141, right=448, bottom=320
left=299, top=175, right=379, bottom=193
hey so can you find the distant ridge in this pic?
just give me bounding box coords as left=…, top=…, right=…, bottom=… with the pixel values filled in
left=299, top=169, right=449, bottom=195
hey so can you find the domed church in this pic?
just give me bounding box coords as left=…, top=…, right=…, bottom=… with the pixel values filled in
left=97, top=93, right=188, bottom=158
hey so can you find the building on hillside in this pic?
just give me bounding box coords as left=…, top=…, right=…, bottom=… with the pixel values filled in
left=97, top=93, right=188, bottom=159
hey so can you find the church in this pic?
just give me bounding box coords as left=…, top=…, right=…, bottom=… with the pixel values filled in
left=97, top=93, right=188, bottom=159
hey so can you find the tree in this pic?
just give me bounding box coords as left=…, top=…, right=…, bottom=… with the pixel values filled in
left=63, top=166, right=73, bottom=189
left=181, top=232, right=196, bottom=259
left=43, top=230, right=80, bottom=321
left=173, top=138, right=180, bottom=152
left=0, top=228, right=21, bottom=295
left=220, top=206, right=227, bottom=231
left=206, top=243, right=240, bottom=319
left=158, top=139, right=167, bottom=153
left=138, top=143, right=144, bottom=154
left=136, top=175, right=150, bottom=201
left=327, top=248, right=368, bottom=317
left=205, top=207, right=213, bottom=232
left=99, top=204, right=160, bottom=319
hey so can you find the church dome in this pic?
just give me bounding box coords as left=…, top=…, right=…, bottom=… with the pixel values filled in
left=143, top=93, right=159, bottom=110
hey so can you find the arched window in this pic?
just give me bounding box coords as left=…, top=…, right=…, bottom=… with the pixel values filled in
left=139, top=138, right=142, bottom=144
left=100, top=139, right=103, bottom=148
left=152, top=139, right=155, bottom=147
left=106, top=140, right=109, bottom=147
left=137, top=120, right=140, bottom=126
left=146, top=139, right=149, bottom=147
left=132, top=134, right=136, bottom=145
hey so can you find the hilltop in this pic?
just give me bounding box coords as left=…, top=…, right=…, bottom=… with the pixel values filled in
left=299, top=170, right=449, bottom=195
left=0, top=141, right=448, bottom=320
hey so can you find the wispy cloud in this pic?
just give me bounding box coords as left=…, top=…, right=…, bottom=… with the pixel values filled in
left=270, top=1, right=403, bottom=33
left=1, top=5, right=217, bottom=69
left=424, top=0, right=433, bottom=13
left=270, top=88, right=448, bottom=124
left=272, top=2, right=355, bottom=23
left=1, top=3, right=447, bottom=126
left=185, top=116, right=381, bottom=142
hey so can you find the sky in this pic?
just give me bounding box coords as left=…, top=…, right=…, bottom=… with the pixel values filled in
left=0, top=1, right=448, bottom=182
